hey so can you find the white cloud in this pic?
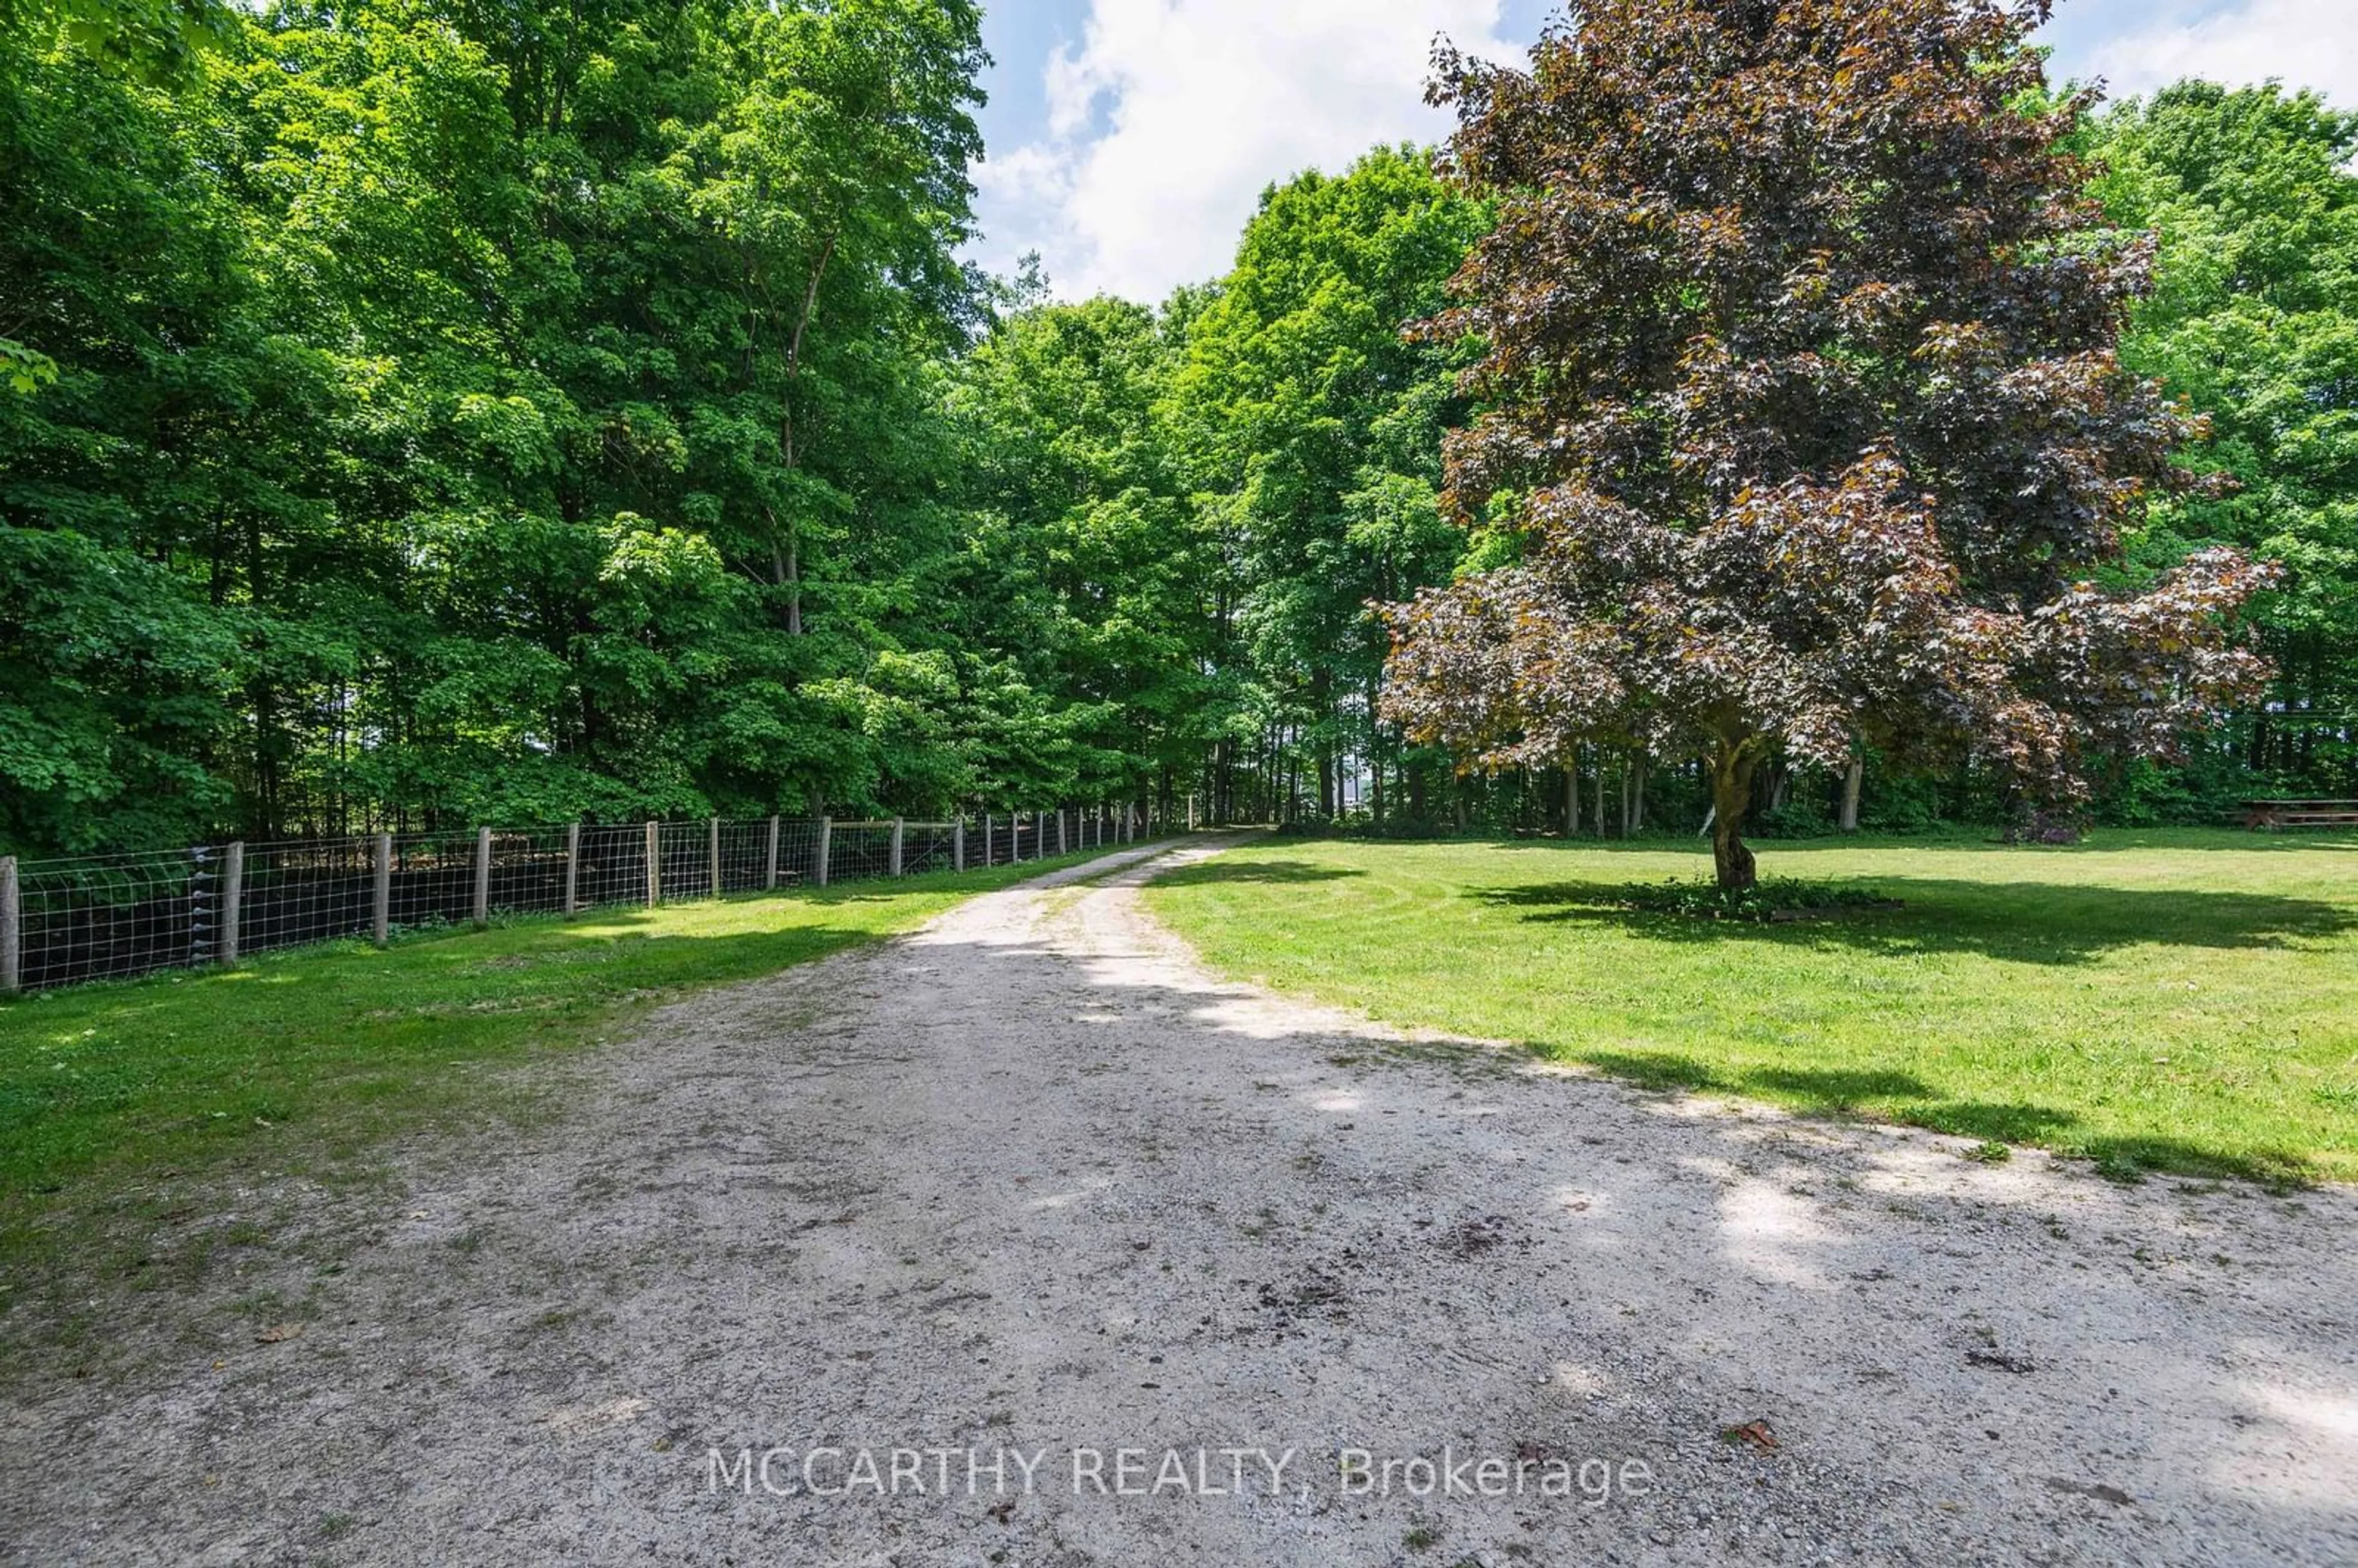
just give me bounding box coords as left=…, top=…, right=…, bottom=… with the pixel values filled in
left=973, top=1, right=1521, bottom=303
left=2088, top=0, right=2358, bottom=108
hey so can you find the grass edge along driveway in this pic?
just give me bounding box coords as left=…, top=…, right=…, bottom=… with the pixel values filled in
left=1143, top=829, right=2358, bottom=1186
left=0, top=845, right=1137, bottom=1300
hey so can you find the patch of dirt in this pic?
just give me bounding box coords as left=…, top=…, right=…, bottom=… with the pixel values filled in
left=1, top=837, right=2354, bottom=1566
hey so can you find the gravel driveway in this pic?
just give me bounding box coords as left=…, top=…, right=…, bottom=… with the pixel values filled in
left=3, top=836, right=2354, bottom=1566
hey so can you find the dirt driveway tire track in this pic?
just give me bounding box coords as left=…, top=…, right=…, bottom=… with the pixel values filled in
left=3, top=835, right=2354, bottom=1566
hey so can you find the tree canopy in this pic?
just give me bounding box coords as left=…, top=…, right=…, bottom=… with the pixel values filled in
left=2091, top=82, right=2358, bottom=802
left=1379, top=0, right=2276, bottom=885
left=0, top=0, right=2341, bottom=860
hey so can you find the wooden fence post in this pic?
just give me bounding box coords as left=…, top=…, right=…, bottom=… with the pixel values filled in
left=472, top=827, right=492, bottom=929
left=372, top=833, right=391, bottom=947
left=765, top=815, right=780, bottom=890
left=562, top=823, right=580, bottom=917
left=644, top=820, right=660, bottom=906
left=708, top=816, right=722, bottom=898
left=1057, top=808, right=1067, bottom=855
left=1, top=855, right=19, bottom=995
left=220, top=840, right=243, bottom=964
left=953, top=815, right=965, bottom=872
left=889, top=817, right=905, bottom=877
left=815, top=818, right=831, bottom=887
left=982, top=813, right=993, bottom=867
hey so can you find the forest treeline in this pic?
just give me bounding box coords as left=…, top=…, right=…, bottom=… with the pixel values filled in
left=2, top=0, right=2353, bottom=855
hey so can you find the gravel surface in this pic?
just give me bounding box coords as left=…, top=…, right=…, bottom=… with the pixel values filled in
left=2, top=835, right=2354, bottom=1566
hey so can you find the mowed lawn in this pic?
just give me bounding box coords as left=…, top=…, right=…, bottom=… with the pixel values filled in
left=1146, top=829, right=2358, bottom=1184
left=0, top=851, right=1115, bottom=1287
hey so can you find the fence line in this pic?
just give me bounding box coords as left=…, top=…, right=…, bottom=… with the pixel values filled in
left=0, top=802, right=1165, bottom=997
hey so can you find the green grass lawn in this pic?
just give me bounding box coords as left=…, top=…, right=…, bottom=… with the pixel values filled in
left=1146, top=828, right=2358, bottom=1184
left=0, top=849, right=1119, bottom=1287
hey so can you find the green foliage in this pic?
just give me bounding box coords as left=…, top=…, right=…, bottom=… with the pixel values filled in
left=0, top=0, right=1050, bottom=850
left=1170, top=146, right=1488, bottom=823
left=1609, top=876, right=1894, bottom=922
left=2, top=0, right=236, bottom=88
left=0, top=338, right=56, bottom=395
left=0, top=0, right=2340, bottom=857
left=2091, top=82, right=2358, bottom=796
left=947, top=294, right=1216, bottom=804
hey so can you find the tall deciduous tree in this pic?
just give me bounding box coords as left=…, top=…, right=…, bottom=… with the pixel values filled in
left=1380, top=0, right=2276, bottom=887
left=949, top=293, right=1217, bottom=807
left=1176, top=146, right=1484, bottom=823
left=2091, top=83, right=2358, bottom=796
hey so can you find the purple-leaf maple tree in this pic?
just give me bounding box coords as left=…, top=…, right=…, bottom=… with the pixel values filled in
left=1379, top=0, right=2277, bottom=888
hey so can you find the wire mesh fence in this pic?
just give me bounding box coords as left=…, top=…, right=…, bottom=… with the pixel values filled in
left=976, top=813, right=1053, bottom=867
left=241, top=837, right=378, bottom=955
left=384, top=831, right=481, bottom=936
left=903, top=823, right=957, bottom=877
left=825, top=822, right=895, bottom=883
left=0, top=804, right=1167, bottom=997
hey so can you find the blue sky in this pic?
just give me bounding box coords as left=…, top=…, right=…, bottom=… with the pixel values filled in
left=967, top=0, right=2358, bottom=303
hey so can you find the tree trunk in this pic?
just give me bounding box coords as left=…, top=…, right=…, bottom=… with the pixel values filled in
left=1839, top=757, right=1862, bottom=833
left=1709, top=743, right=1759, bottom=891
left=783, top=527, right=801, bottom=635
left=1563, top=765, right=1579, bottom=836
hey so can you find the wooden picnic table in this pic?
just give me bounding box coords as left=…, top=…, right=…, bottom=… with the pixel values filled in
left=2243, top=798, right=2358, bottom=829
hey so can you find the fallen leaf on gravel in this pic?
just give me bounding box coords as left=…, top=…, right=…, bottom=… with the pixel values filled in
left=255, top=1324, right=303, bottom=1344
left=2045, top=1477, right=2134, bottom=1507
left=1721, top=1421, right=1779, bottom=1453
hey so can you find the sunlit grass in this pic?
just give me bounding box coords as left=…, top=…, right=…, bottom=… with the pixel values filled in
left=1146, top=828, right=2358, bottom=1184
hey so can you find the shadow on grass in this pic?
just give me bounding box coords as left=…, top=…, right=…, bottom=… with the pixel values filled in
left=1474, top=829, right=2358, bottom=855
left=1473, top=878, right=2356, bottom=964
left=1773, top=831, right=2358, bottom=856
left=1576, top=1049, right=2308, bottom=1185
left=1149, top=859, right=1366, bottom=888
